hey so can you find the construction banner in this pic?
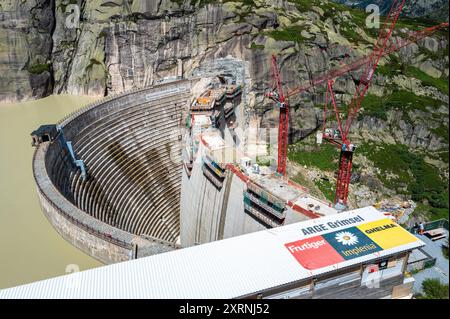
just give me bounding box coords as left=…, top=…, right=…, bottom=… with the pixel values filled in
left=322, top=227, right=382, bottom=260
left=285, top=218, right=417, bottom=270
left=285, top=236, right=345, bottom=270
left=357, top=218, right=419, bottom=249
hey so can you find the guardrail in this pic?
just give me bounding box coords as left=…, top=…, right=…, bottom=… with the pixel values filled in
left=407, top=247, right=437, bottom=272
left=33, top=81, right=192, bottom=251
left=408, top=218, right=449, bottom=233
left=58, top=79, right=191, bottom=127
left=33, top=140, right=133, bottom=250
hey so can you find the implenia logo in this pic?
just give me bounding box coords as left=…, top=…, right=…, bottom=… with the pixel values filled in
left=335, top=231, right=359, bottom=246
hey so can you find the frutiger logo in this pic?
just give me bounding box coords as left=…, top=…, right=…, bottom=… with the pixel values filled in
left=287, top=239, right=326, bottom=253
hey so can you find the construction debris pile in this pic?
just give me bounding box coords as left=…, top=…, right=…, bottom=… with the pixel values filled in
left=374, top=199, right=417, bottom=224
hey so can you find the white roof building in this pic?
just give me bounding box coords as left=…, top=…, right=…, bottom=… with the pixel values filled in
left=0, top=206, right=423, bottom=299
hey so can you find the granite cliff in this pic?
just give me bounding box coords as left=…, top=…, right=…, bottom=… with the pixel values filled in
left=0, top=0, right=448, bottom=220
left=333, top=0, right=449, bottom=21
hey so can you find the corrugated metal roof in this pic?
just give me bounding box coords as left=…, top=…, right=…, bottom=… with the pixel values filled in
left=0, top=206, right=424, bottom=299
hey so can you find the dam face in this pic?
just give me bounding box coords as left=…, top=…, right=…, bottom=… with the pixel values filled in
left=32, top=70, right=335, bottom=265
left=33, top=80, right=191, bottom=263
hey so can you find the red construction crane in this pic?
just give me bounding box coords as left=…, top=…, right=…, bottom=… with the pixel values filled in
left=286, top=21, right=449, bottom=98
left=321, top=0, right=408, bottom=209
left=267, top=54, right=289, bottom=176
left=266, top=4, right=447, bottom=186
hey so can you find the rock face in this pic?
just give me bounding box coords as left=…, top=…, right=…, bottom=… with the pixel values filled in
left=333, top=0, right=449, bottom=21
left=0, top=0, right=54, bottom=103
left=0, top=0, right=448, bottom=153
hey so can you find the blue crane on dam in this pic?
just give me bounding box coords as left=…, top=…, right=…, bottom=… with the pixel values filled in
left=56, top=125, right=87, bottom=181
left=31, top=124, right=87, bottom=181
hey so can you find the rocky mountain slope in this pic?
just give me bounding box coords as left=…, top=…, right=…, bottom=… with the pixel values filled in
left=333, top=0, right=449, bottom=21
left=0, top=0, right=54, bottom=103
left=0, top=0, right=448, bottom=222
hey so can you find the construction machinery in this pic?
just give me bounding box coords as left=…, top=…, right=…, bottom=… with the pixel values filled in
left=322, top=0, right=407, bottom=209
left=286, top=21, right=449, bottom=99
left=267, top=54, right=289, bottom=176
left=266, top=0, right=448, bottom=208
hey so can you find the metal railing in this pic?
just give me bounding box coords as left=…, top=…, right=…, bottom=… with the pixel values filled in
left=32, top=82, right=192, bottom=253
left=408, top=218, right=449, bottom=233
left=33, top=146, right=133, bottom=250
left=243, top=203, right=282, bottom=229
left=243, top=192, right=286, bottom=219
left=202, top=165, right=224, bottom=189
left=407, top=247, right=437, bottom=272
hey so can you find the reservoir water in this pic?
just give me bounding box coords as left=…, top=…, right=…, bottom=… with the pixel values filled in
left=0, top=95, right=102, bottom=289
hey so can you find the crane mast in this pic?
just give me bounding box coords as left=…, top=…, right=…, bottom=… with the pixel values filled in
left=326, top=0, right=407, bottom=209
left=286, top=24, right=448, bottom=99
left=265, top=0, right=447, bottom=204
left=267, top=54, right=289, bottom=176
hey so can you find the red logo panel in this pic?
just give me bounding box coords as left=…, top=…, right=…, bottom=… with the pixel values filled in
left=284, top=236, right=345, bottom=270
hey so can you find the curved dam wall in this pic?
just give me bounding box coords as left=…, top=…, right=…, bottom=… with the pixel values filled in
left=180, top=161, right=311, bottom=247
left=33, top=80, right=191, bottom=264
left=179, top=125, right=312, bottom=248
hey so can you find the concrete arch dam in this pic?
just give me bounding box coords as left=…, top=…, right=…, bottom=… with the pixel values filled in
left=33, top=80, right=191, bottom=264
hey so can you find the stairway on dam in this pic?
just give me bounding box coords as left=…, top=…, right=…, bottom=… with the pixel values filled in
left=33, top=81, right=192, bottom=263
left=31, top=76, right=339, bottom=264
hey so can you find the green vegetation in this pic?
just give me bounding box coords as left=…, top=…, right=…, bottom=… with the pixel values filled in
left=386, top=90, right=443, bottom=113
left=126, top=12, right=142, bottom=23
left=377, top=55, right=404, bottom=77
left=339, top=24, right=365, bottom=44
left=220, top=0, right=257, bottom=22
left=290, top=0, right=313, bottom=12
left=377, top=56, right=449, bottom=95
left=295, top=0, right=370, bottom=42
left=256, top=156, right=271, bottom=167
left=59, top=40, right=76, bottom=49
left=359, top=94, right=386, bottom=120
left=404, top=66, right=449, bottom=95
left=359, top=89, right=444, bottom=120
left=436, top=151, right=449, bottom=164
left=222, top=0, right=255, bottom=6
left=431, top=125, right=449, bottom=143
left=60, top=0, right=79, bottom=13
left=288, top=142, right=339, bottom=171
left=86, top=58, right=103, bottom=71
left=358, top=143, right=449, bottom=220
left=28, top=63, right=51, bottom=75
left=316, top=178, right=335, bottom=202
left=416, top=279, right=449, bottom=299
left=265, top=25, right=307, bottom=44
left=413, top=203, right=449, bottom=222
left=395, top=16, right=447, bottom=32
left=428, top=207, right=450, bottom=221
left=250, top=42, right=265, bottom=50
left=419, top=46, right=449, bottom=66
